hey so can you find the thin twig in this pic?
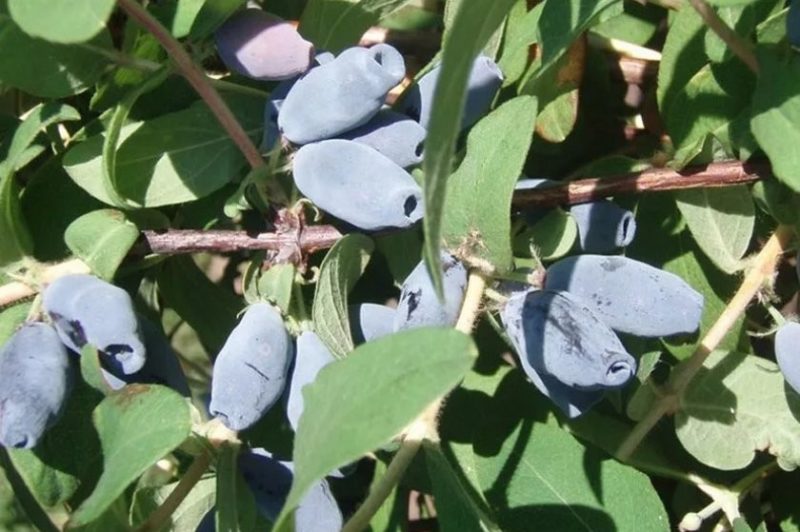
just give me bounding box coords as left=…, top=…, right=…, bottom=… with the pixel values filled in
left=116, top=0, right=279, bottom=199
left=617, top=225, right=794, bottom=460
left=687, top=0, right=759, bottom=74
left=512, top=159, right=768, bottom=209
left=135, top=449, right=214, bottom=532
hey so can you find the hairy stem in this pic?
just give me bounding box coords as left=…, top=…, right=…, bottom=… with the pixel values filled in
left=341, top=272, right=487, bottom=532
left=687, top=0, right=759, bottom=74
left=135, top=449, right=213, bottom=532
left=618, top=225, right=794, bottom=460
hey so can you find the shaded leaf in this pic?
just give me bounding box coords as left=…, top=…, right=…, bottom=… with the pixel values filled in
left=299, top=0, right=412, bottom=52
left=657, top=7, right=707, bottom=117
left=312, top=234, right=374, bottom=359
left=64, top=209, right=141, bottom=280
left=130, top=475, right=215, bottom=531
left=69, top=385, right=192, bottom=527
left=751, top=51, right=800, bottom=192
left=216, top=444, right=257, bottom=532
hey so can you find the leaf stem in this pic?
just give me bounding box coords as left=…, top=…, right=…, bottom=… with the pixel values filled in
left=116, top=0, right=276, bottom=186
left=341, top=272, right=487, bottom=532
left=135, top=449, right=214, bottom=532
left=687, top=0, right=759, bottom=74
left=342, top=421, right=427, bottom=532
left=618, top=225, right=794, bottom=460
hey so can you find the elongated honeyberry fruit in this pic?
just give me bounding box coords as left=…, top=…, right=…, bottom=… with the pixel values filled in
left=501, top=289, right=603, bottom=418
left=238, top=448, right=343, bottom=531
left=521, top=290, right=636, bottom=389
left=775, top=322, right=800, bottom=394
left=215, top=9, right=314, bottom=81
left=279, top=44, right=406, bottom=144
left=0, top=323, right=73, bottom=448
left=42, top=274, right=145, bottom=375
left=545, top=255, right=704, bottom=337
left=261, top=51, right=337, bottom=152
left=349, top=303, right=396, bottom=344
left=210, top=303, right=292, bottom=431
left=102, top=318, right=191, bottom=397
left=394, top=253, right=467, bottom=331
left=293, top=139, right=424, bottom=230
left=337, top=109, right=426, bottom=168
left=568, top=200, right=637, bottom=253
left=399, top=55, right=503, bottom=131
left=287, top=332, right=336, bottom=431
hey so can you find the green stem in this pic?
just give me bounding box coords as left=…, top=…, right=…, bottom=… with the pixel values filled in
left=618, top=225, right=793, bottom=460
left=116, top=0, right=287, bottom=205
left=135, top=449, right=214, bottom=532
left=340, top=272, right=487, bottom=532
left=687, top=0, right=759, bottom=74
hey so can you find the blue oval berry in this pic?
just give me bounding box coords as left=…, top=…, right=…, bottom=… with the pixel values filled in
left=293, top=139, right=424, bottom=230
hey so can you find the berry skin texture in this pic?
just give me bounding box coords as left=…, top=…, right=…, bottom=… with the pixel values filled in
left=209, top=303, right=292, bottom=431
left=775, top=322, right=800, bottom=395
left=399, top=54, right=503, bottom=131
left=544, top=255, right=704, bottom=338
left=238, top=448, right=343, bottom=531
left=214, top=9, right=314, bottom=81
left=349, top=303, right=396, bottom=344
left=102, top=317, right=191, bottom=396
left=293, top=139, right=424, bottom=231
left=0, top=323, right=73, bottom=449
left=337, top=109, right=427, bottom=168
left=287, top=331, right=336, bottom=432
left=42, top=274, right=146, bottom=375
left=279, top=44, right=406, bottom=145
left=568, top=200, right=637, bottom=253
left=501, top=289, right=634, bottom=418
left=394, top=253, right=468, bottom=331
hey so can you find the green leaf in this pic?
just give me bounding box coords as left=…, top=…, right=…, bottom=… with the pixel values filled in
left=661, top=230, right=748, bottom=360
left=65, top=210, right=141, bottom=280
left=299, top=0, right=412, bottom=52
left=442, top=96, right=537, bottom=274
left=312, top=234, right=374, bottom=359
left=666, top=62, right=754, bottom=169
left=215, top=444, right=257, bottom=532
left=704, top=5, right=754, bottom=63
left=751, top=51, right=800, bottom=192
left=657, top=7, right=707, bottom=117
left=0, top=103, right=80, bottom=266
left=274, top=327, right=478, bottom=530
left=8, top=382, right=103, bottom=508
left=64, top=96, right=263, bottom=208
left=0, top=8, right=111, bottom=98
left=157, top=256, right=243, bottom=355
left=537, top=0, right=622, bottom=73
left=514, top=208, right=578, bottom=262
left=0, top=302, right=30, bottom=344
left=422, top=0, right=518, bottom=298
left=130, top=476, right=215, bottom=530
left=475, top=421, right=670, bottom=531
left=79, top=345, right=116, bottom=396
left=705, top=0, right=759, bottom=5
left=69, top=385, right=192, bottom=527
left=677, top=350, right=800, bottom=471
left=8, top=0, right=115, bottom=44
left=498, top=2, right=542, bottom=87
left=256, top=263, right=295, bottom=314
left=425, top=442, right=500, bottom=532
left=535, top=90, right=578, bottom=143
left=674, top=186, right=754, bottom=274
left=188, top=0, right=247, bottom=40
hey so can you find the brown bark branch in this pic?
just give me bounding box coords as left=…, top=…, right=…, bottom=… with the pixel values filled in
left=512, top=159, right=768, bottom=209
